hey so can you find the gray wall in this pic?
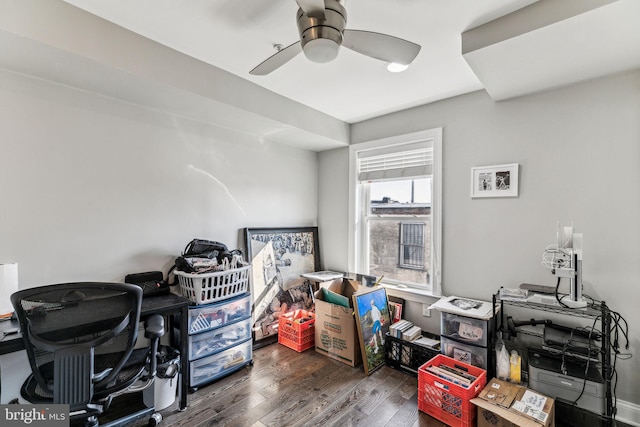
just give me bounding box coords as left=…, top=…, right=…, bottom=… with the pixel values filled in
left=1, top=51, right=638, bottom=412
left=319, top=69, right=640, bottom=408
left=0, top=68, right=318, bottom=287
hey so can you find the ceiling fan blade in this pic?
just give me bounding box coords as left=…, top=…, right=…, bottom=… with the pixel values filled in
left=296, top=0, right=326, bottom=19
left=342, top=29, right=421, bottom=65
left=250, top=41, right=303, bottom=75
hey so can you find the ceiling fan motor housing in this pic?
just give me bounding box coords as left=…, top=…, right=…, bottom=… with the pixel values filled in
left=297, top=0, right=346, bottom=63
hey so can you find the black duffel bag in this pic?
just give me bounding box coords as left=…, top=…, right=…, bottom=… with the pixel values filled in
left=171, top=239, right=243, bottom=275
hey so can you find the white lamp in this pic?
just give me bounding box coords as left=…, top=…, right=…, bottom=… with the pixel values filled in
left=0, top=262, right=18, bottom=317
left=302, top=38, right=340, bottom=63
left=387, top=62, right=409, bottom=73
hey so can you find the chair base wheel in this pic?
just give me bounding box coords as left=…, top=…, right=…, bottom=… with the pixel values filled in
left=149, top=412, right=162, bottom=427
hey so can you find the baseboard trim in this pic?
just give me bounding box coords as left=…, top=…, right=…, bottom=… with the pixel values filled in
left=616, top=399, right=640, bottom=426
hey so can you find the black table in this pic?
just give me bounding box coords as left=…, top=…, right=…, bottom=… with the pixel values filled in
left=0, top=291, right=190, bottom=411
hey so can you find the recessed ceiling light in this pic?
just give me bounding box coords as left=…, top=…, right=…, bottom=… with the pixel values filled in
left=387, top=62, right=409, bottom=73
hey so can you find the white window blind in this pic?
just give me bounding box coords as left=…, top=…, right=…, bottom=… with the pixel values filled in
left=357, top=140, right=433, bottom=182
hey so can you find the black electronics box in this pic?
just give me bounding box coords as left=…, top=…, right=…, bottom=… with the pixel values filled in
left=125, top=271, right=170, bottom=297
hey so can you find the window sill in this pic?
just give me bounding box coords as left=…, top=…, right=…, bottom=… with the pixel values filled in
left=381, top=283, right=440, bottom=304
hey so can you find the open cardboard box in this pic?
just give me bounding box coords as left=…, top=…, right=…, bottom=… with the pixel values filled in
left=314, top=278, right=362, bottom=367
left=471, top=378, right=555, bottom=427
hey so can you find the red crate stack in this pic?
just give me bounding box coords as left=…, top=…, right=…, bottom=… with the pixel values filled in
left=278, top=309, right=316, bottom=352
left=418, top=354, right=487, bottom=427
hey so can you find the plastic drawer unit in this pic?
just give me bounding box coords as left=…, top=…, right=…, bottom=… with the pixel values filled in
left=188, top=317, right=252, bottom=361
left=440, top=312, right=491, bottom=347
left=187, top=293, right=251, bottom=335
left=182, top=292, right=253, bottom=390
left=439, top=312, right=494, bottom=374
left=190, top=338, right=252, bottom=388
left=440, top=336, right=489, bottom=370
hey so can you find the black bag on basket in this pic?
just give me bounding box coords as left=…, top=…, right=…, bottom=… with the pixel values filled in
left=182, top=239, right=228, bottom=259
left=171, top=239, right=231, bottom=276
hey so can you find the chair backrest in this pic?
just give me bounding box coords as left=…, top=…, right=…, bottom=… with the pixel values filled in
left=11, top=283, right=142, bottom=410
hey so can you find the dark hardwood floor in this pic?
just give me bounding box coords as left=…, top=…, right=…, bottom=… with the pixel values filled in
left=134, top=343, right=632, bottom=427
left=139, top=342, right=448, bottom=427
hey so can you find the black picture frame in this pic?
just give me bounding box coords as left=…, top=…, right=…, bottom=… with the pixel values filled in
left=244, top=227, right=320, bottom=348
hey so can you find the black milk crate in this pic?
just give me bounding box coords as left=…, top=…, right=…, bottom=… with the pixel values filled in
left=384, top=332, right=441, bottom=377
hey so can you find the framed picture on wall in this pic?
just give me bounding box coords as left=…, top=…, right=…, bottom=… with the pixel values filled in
left=353, top=286, right=391, bottom=375
left=470, top=163, right=519, bottom=198
left=244, top=227, right=320, bottom=348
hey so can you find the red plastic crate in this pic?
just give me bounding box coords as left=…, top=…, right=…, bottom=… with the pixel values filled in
left=417, top=354, right=487, bottom=427
left=278, top=309, right=315, bottom=352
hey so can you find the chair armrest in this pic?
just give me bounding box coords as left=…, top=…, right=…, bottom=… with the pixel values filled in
left=144, top=314, right=165, bottom=340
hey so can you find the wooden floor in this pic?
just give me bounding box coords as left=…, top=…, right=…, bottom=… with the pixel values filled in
left=137, top=343, right=448, bottom=427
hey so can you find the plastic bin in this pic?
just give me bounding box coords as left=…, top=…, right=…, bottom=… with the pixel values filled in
left=417, top=354, right=486, bottom=427
left=144, top=346, right=180, bottom=411
left=440, top=336, right=489, bottom=370
left=384, top=332, right=440, bottom=376
left=190, top=339, right=252, bottom=388
left=185, top=293, right=251, bottom=335
left=278, top=309, right=315, bottom=352
left=175, top=264, right=250, bottom=305
left=440, top=311, right=491, bottom=347
left=188, top=318, right=252, bottom=361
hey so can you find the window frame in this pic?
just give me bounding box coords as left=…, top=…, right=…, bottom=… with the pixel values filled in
left=348, top=128, right=443, bottom=296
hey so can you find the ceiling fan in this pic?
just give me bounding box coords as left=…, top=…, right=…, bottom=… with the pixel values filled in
left=250, top=0, right=421, bottom=75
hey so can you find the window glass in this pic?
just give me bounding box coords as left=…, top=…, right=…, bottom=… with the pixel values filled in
left=366, top=178, right=431, bottom=287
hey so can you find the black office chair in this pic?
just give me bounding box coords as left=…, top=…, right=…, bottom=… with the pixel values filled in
left=11, top=282, right=166, bottom=427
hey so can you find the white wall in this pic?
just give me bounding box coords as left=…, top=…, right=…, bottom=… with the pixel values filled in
left=0, top=68, right=319, bottom=287
left=320, top=69, right=640, bottom=408
left=317, top=147, right=350, bottom=272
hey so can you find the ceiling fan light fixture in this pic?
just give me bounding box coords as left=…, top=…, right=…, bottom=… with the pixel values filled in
left=303, top=38, right=340, bottom=63
left=387, top=62, right=409, bottom=73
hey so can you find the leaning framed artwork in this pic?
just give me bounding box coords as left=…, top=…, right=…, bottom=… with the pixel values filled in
left=244, top=227, right=320, bottom=348
left=352, top=286, right=391, bottom=375
left=470, top=163, right=519, bottom=198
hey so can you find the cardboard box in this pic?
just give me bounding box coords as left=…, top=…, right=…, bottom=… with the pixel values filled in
left=471, top=378, right=555, bottom=427
left=314, top=278, right=362, bottom=366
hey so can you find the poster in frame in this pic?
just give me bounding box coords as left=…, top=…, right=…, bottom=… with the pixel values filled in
left=352, top=286, right=391, bottom=375
left=470, top=163, right=519, bottom=198
left=388, top=295, right=405, bottom=324
left=244, top=227, right=320, bottom=348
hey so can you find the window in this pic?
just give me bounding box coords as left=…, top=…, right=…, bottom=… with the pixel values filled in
left=349, top=129, right=442, bottom=295
left=400, top=222, right=425, bottom=268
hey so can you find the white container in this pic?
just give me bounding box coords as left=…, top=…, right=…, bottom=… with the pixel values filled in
left=176, top=264, right=250, bottom=305
left=144, top=373, right=178, bottom=411
left=143, top=348, right=180, bottom=410
left=0, top=262, right=18, bottom=316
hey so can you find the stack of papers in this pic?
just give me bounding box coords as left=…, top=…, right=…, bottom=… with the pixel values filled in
left=429, top=295, right=498, bottom=320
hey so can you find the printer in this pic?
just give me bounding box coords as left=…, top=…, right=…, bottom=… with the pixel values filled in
left=528, top=348, right=605, bottom=414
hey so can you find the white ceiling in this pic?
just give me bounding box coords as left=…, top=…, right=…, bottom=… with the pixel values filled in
left=61, top=0, right=541, bottom=123
left=2, top=0, right=639, bottom=150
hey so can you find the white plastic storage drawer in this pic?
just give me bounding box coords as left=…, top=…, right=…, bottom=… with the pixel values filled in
left=440, top=336, right=488, bottom=370
left=440, top=311, right=491, bottom=347
left=190, top=339, right=252, bottom=387
left=187, top=293, right=251, bottom=335
left=188, top=318, right=251, bottom=361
